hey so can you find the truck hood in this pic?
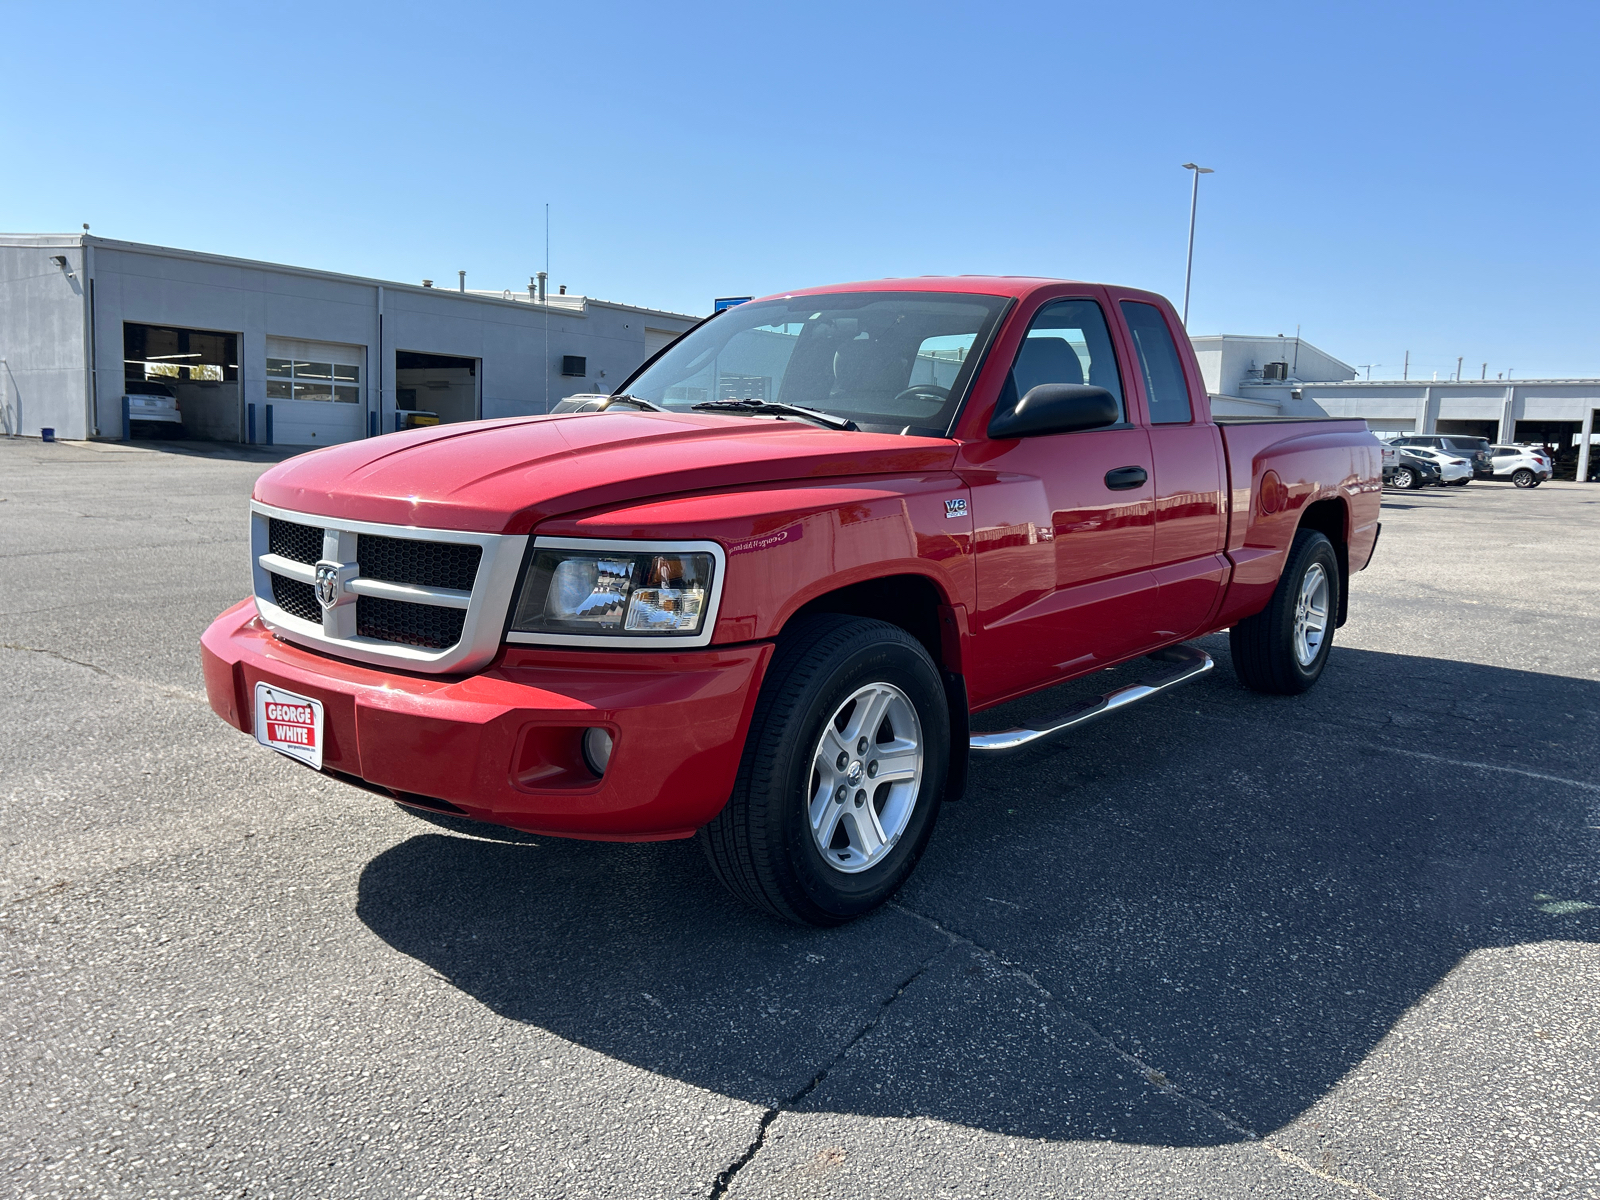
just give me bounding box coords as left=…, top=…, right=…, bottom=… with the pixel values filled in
left=253, top=411, right=959, bottom=534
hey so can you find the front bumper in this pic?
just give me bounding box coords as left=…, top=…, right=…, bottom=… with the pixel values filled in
left=201, top=599, right=773, bottom=840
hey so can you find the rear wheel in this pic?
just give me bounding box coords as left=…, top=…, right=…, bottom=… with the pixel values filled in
left=1448, top=478, right=1470, bottom=487
left=1512, top=468, right=1536, bottom=488
left=1229, top=529, right=1340, bottom=695
left=700, top=615, right=949, bottom=926
left=1391, top=467, right=1417, bottom=490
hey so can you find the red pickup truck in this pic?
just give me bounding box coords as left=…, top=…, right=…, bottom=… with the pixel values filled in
left=202, top=277, right=1380, bottom=925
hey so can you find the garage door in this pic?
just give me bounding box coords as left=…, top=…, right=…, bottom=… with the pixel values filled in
left=265, top=337, right=367, bottom=446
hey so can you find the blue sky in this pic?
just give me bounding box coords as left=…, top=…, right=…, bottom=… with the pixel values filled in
left=5, top=0, right=1597, bottom=379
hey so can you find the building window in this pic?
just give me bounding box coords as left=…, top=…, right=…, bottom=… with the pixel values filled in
left=265, top=337, right=363, bottom=403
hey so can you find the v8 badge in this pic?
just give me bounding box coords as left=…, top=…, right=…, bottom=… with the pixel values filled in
left=944, top=498, right=968, bottom=519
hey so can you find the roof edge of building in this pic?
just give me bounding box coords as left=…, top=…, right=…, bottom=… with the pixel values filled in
left=0, top=233, right=703, bottom=323
left=1188, top=333, right=1357, bottom=377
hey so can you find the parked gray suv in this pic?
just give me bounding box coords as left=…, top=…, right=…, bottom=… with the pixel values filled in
left=1388, top=435, right=1494, bottom=479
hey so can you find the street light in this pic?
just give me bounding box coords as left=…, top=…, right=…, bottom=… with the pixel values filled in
left=1181, top=163, right=1214, bottom=328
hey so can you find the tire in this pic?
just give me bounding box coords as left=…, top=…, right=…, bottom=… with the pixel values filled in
left=1392, top=467, right=1416, bottom=490
left=1512, top=468, right=1535, bottom=488
left=1448, top=478, right=1469, bottom=487
left=1229, top=529, right=1340, bottom=695
left=699, top=615, right=950, bottom=926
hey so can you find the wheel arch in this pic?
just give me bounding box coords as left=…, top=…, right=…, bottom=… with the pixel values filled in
left=1297, top=496, right=1351, bottom=627
left=782, top=573, right=969, bottom=803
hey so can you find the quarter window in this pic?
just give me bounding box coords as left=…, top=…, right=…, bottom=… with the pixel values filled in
left=1120, top=301, right=1192, bottom=424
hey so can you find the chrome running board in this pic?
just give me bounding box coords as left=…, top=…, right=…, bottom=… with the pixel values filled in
left=968, top=644, right=1214, bottom=756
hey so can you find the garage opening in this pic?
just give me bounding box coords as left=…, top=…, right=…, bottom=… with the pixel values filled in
left=1435, top=419, right=1498, bottom=439
left=123, top=323, right=238, bottom=441
left=395, top=351, right=479, bottom=428
left=1514, top=419, right=1584, bottom=479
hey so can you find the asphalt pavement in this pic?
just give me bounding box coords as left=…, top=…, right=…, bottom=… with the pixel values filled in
left=2, top=436, right=1596, bottom=1199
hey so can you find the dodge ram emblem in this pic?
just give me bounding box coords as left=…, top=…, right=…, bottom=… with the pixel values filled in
left=315, top=562, right=343, bottom=609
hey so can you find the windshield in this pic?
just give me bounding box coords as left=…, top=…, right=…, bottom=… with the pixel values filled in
left=617, top=291, right=1011, bottom=435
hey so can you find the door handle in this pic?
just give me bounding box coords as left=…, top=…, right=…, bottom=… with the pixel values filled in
left=1104, top=465, right=1148, bottom=490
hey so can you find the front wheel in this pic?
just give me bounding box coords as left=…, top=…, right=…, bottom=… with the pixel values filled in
left=700, top=615, right=949, bottom=926
left=1512, top=468, right=1536, bottom=488
left=1229, top=529, right=1340, bottom=695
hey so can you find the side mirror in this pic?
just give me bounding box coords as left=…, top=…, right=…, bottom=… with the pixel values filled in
left=988, top=384, right=1119, bottom=439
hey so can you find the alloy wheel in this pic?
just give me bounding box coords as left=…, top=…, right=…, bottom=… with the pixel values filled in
left=806, top=682, right=924, bottom=874
left=1293, top=562, right=1330, bottom=667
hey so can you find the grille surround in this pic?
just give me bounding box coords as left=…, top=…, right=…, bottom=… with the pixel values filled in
left=249, top=500, right=527, bottom=675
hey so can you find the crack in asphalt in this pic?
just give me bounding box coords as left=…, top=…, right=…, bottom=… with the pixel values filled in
left=0, top=642, right=207, bottom=703
left=887, top=901, right=1257, bottom=1139
left=706, top=946, right=954, bottom=1199
left=887, top=901, right=1392, bottom=1199
left=1, top=641, right=113, bottom=677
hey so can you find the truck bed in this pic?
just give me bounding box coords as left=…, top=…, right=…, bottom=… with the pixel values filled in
left=1212, top=415, right=1370, bottom=425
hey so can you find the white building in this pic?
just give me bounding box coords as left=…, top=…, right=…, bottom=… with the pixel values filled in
left=1191, top=333, right=1598, bottom=481
left=0, top=234, right=699, bottom=446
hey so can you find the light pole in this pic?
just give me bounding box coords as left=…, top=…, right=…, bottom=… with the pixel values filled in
left=1181, top=163, right=1213, bottom=328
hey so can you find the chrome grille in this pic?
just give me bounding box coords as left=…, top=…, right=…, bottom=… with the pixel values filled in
left=358, top=534, right=481, bottom=591
left=269, top=518, right=323, bottom=565
left=250, top=501, right=527, bottom=674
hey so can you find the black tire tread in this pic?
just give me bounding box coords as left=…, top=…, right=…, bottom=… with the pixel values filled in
left=700, top=614, right=931, bottom=924
left=1229, top=528, right=1338, bottom=696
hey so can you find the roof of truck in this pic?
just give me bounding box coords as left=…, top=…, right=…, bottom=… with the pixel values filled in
left=753, top=276, right=1163, bottom=303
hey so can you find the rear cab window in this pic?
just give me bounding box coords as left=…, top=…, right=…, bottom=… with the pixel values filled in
left=1120, top=301, right=1192, bottom=424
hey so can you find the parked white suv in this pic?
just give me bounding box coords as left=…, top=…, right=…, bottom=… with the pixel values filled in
left=1488, top=445, right=1552, bottom=488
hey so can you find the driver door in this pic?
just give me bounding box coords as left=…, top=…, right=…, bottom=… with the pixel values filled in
left=959, top=292, right=1159, bottom=706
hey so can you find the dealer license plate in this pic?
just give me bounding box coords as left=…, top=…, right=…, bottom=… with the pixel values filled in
left=253, top=682, right=324, bottom=770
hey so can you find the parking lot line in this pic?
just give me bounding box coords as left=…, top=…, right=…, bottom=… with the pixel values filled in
left=1379, top=747, right=1600, bottom=793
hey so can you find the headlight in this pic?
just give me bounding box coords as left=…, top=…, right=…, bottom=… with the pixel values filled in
left=507, top=538, right=724, bottom=646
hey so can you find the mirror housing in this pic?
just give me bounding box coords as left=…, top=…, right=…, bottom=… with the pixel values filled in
left=988, top=384, right=1120, bottom=439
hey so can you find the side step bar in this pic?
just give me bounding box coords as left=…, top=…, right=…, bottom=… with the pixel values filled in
left=968, top=644, right=1214, bottom=756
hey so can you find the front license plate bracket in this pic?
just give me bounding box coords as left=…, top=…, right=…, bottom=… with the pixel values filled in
left=253, top=682, right=324, bottom=771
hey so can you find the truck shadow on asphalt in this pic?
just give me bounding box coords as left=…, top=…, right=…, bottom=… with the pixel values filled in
left=355, top=642, right=1599, bottom=1146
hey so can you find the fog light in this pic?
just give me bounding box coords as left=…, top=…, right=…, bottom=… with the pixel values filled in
left=581, top=727, right=614, bottom=776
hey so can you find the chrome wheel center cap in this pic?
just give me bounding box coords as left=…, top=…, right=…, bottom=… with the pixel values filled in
left=846, top=760, right=864, bottom=786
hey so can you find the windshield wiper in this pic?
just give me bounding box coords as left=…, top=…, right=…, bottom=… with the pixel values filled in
left=600, top=393, right=666, bottom=412
left=691, top=398, right=858, bottom=432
